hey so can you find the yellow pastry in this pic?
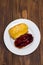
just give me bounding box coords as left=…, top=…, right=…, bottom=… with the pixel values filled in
left=8, top=23, right=28, bottom=39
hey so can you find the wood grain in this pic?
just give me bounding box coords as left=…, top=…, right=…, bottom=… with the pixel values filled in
left=0, top=0, right=43, bottom=65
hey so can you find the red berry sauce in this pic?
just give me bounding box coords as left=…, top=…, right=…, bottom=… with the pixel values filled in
left=14, top=34, right=33, bottom=48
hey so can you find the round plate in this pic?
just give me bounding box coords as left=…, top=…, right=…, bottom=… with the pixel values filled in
left=4, top=19, right=41, bottom=55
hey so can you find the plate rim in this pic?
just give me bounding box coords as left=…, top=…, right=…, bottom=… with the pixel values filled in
left=3, top=18, right=41, bottom=55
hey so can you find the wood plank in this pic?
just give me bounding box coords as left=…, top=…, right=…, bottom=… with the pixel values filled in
left=0, top=0, right=13, bottom=65
left=0, top=0, right=43, bottom=65
left=39, top=0, right=43, bottom=65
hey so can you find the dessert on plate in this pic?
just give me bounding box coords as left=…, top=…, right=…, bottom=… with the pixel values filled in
left=9, top=23, right=28, bottom=39
left=8, top=23, right=33, bottom=48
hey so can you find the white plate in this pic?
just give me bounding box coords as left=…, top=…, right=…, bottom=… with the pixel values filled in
left=4, top=19, right=41, bottom=55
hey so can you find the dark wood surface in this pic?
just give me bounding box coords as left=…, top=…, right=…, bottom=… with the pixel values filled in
left=0, top=0, right=43, bottom=65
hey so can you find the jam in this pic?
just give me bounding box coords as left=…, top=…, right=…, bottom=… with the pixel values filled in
left=14, top=34, right=33, bottom=48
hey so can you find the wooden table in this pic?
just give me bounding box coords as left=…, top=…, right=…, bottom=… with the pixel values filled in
left=0, top=0, right=43, bottom=65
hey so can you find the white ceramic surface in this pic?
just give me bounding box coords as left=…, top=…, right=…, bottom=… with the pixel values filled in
left=4, top=19, right=41, bottom=55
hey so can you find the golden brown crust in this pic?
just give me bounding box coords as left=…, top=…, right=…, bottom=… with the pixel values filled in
left=8, top=23, right=28, bottom=39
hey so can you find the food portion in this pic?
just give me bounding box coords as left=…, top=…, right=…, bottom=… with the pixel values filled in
left=15, top=33, right=33, bottom=48
left=8, top=23, right=28, bottom=39
left=8, top=23, right=33, bottom=48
